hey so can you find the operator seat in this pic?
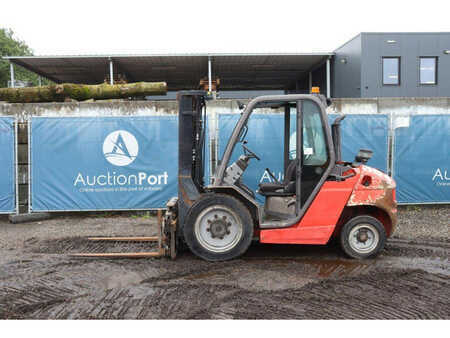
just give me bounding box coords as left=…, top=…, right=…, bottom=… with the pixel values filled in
left=258, top=159, right=298, bottom=196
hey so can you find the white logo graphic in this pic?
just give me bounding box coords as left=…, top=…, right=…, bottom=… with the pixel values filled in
left=103, top=130, right=139, bottom=166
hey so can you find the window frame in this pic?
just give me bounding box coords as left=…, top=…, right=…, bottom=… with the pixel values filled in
left=288, top=101, right=329, bottom=167
left=419, top=56, right=438, bottom=86
left=382, top=56, right=401, bottom=86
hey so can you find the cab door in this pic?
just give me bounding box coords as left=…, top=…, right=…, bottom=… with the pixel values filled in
left=297, top=99, right=331, bottom=207
left=288, top=99, right=331, bottom=208
left=260, top=98, right=351, bottom=244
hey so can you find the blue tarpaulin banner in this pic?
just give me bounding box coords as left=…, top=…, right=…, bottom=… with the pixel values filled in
left=328, top=114, right=389, bottom=173
left=0, top=117, right=15, bottom=214
left=217, top=113, right=389, bottom=203
left=31, top=116, right=178, bottom=211
left=393, top=115, right=450, bottom=204
left=29, top=113, right=448, bottom=210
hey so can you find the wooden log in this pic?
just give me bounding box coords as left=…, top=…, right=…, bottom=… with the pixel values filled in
left=0, top=81, right=167, bottom=103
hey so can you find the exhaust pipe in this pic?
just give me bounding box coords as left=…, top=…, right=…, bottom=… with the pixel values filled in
left=331, top=115, right=346, bottom=162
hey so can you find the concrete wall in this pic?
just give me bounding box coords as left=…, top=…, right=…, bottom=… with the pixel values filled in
left=1, top=97, right=449, bottom=213
left=329, top=97, right=450, bottom=115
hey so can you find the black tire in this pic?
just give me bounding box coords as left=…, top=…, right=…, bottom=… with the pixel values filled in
left=340, top=215, right=387, bottom=259
left=183, top=193, right=254, bottom=261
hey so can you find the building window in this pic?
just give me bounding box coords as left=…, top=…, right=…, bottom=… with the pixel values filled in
left=382, top=57, right=400, bottom=85
left=420, top=57, right=438, bottom=85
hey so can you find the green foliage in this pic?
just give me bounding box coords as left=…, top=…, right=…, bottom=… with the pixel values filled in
left=407, top=205, right=421, bottom=212
left=0, top=28, right=51, bottom=88
left=131, top=211, right=151, bottom=219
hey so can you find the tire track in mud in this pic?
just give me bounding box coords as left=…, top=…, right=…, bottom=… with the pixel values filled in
left=3, top=266, right=447, bottom=319
left=1, top=236, right=448, bottom=319
left=0, top=277, right=86, bottom=319
left=209, top=270, right=450, bottom=319
left=27, top=236, right=450, bottom=260
left=385, top=238, right=450, bottom=259
left=29, top=237, right=159, bottom=255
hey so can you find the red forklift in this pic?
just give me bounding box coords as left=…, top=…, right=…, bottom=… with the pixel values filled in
left=161, top=90, right=397, bottom=261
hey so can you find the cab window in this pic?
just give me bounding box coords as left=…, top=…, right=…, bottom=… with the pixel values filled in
left=289, top=100, right=328, bottom=165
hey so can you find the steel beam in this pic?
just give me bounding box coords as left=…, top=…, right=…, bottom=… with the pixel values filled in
left=326, top=58, right=331, bottom=98
left=109, top=58, right=114, bottom=85
left=208, top=56, right=212, bottom=92
left=309, top=71, right=312, bottom=92
left=10, top=63, right=15, bottom=88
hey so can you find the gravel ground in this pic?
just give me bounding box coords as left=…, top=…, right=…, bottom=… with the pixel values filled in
left=0, top=205, right=448, bottom=319
left=394, top=205, right=449, bottom=241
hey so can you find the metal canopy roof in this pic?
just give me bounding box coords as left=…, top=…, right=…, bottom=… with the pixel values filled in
left=4, top=53, right=333, bottom=90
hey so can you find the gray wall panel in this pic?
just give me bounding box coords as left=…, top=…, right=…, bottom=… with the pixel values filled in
left=333, top=34, right=362, bottom=98
left=361, top=33, right=450, bottom=98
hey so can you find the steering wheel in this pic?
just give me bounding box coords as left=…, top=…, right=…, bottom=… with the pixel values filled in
left=242, top=143, right=261, bottom=161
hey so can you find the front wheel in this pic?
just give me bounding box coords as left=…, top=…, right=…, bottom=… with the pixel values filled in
left=340, top=215, right=387, bottom=259
left=184, top=194, right=254, bottom=261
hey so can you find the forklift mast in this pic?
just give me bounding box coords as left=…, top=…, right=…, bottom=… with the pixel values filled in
left=177, top=91, right=207, bottom=231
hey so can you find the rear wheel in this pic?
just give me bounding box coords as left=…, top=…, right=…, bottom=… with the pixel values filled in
left=184, top=194, right=254, bottom=261
left=340, top=215, right=386, bottom=259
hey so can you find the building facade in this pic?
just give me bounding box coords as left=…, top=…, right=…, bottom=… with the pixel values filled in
left=333, top=33, right=450, bottom=98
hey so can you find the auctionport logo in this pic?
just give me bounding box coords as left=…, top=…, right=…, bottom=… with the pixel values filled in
left=73, top=129, right=169, bottom=191
left=103, top=130, right=138, bottom=166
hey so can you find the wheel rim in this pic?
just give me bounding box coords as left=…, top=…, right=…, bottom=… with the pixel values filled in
left=348, top=223, right=379, bottom=254
left=194, top=205, right=243, bottom=253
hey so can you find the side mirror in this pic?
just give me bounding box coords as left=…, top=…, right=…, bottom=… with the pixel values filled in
left=354, top=149, right=373, bottom=164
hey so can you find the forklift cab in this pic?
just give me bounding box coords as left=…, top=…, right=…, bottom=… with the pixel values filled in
left=213, top=94, right=335, bottom=229
left=258, top=99, right=330, bottom=219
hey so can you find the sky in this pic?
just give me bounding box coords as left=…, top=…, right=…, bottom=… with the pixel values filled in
left=1, top=0, right=450, bottom=55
